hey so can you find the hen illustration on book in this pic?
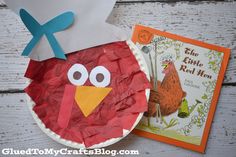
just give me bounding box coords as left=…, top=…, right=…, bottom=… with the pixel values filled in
left=132, top=25, right=230, bottom=153
left=142, top=48, right=200, bottom=129
left=144, top=52, right=186, bottom=126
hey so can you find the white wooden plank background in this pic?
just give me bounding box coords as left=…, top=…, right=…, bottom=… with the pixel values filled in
left=1, top=1, right=236, bottom=91
left=0, top=1, right=236, bottom=157
left=0, top=87, right=235, bottom=157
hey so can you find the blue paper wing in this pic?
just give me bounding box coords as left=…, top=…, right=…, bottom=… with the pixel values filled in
left=19, top=9, right=41, bottom=35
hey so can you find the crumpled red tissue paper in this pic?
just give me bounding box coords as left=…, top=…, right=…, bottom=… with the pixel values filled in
left=24, top=41, right=150, bottom=147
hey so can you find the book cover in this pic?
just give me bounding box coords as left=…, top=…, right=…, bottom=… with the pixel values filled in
left=132, top=25, right=230, bottom=153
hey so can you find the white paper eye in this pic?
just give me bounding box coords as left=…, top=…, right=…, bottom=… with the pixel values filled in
left=89, top=66, right=111, bottom=87
left=67, top=64, right=88, bottom=86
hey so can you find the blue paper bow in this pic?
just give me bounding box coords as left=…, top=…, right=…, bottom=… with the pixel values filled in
left=19, top=9, right=75, bottom=60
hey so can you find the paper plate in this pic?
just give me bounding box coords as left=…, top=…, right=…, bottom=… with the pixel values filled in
left=25, top=40, right=150, bottom=149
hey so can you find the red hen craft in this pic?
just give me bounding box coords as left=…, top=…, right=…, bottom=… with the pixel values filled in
left=6, top=0, right=150, bottom=148
left=24, top=42, right=150, bottom=147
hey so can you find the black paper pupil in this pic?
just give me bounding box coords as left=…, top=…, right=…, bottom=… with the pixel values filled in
left=73, top=71, right=82, bottom=80
left=96, top=73, right=104, bottom=82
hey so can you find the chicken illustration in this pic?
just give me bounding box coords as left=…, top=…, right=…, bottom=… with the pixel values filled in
left=144, top=57, right=186, bottom=128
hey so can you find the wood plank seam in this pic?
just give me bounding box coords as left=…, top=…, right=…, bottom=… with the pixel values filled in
left=116, top=0, right=232, bottom=4
left=0, top=81, right=235, bottom=94
left=0, top=0, right=233, bottom=7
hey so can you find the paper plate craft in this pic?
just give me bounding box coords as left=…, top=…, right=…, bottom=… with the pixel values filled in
left=5, top=0, right=150, bottom=148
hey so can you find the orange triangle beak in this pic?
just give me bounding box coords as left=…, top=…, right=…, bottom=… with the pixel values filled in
left=74, top=86, right=112, bottom=117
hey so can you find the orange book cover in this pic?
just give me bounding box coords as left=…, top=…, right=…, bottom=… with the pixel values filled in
left=132, top=25, right=230, bottom=153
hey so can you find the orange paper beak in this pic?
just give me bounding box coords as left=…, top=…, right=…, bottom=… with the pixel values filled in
left=75, top=86, right=112, bottom=117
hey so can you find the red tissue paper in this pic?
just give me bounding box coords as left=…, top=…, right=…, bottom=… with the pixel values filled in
left=24, top=41, right=150, bottom=147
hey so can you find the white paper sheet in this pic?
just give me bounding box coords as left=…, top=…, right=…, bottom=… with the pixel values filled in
left=5, top=0, right=128, bottom=61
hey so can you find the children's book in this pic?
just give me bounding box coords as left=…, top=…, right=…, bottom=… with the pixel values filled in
left=132, top=25, right=230, bottom=153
